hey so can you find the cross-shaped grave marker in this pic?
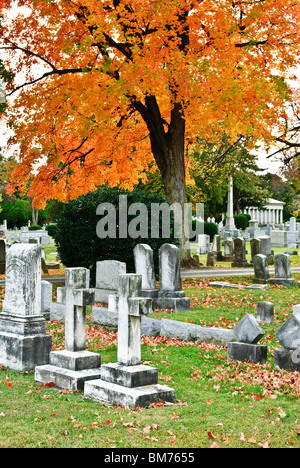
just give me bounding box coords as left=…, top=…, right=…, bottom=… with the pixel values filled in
left=35, top=268, right=102, bottom=390
left=85, top=274, right=175, bottom=409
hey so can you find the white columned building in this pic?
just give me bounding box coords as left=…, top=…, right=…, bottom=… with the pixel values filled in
left=243, top=198, right=285, bottom=226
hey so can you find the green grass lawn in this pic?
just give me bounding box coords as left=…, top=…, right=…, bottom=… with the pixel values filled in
left=0, top=273, right=299, bottom=448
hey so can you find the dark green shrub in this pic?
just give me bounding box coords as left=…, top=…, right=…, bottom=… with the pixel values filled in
left=45, top=224, right=58, bottom=237
left=204, top=222, right=218, bottom=241
left=189, top=220, right=218, bottom=242
left=234, top=214, right=248, bottom=231
left=53, top=187, right=179, bottom=285
left=29, top=224, right=42, bottom=231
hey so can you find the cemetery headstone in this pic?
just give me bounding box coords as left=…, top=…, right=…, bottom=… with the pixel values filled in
left=0, top=244, right=52, bottom=371
left=134, top=244, right=159, bottom=298
left=94, top=260, right=126, bottom=303
left=274, top=308, right=300, bottom=371
left=258, top=235, right=274, bottom=265
left=206, top=251, right=215, bottom=267
left=212, top=234, right=222, bottom=261
left=270, top=230, right=287, bottom=247
left=256, top=302, right=274, bottom=324
left=84, top=274, right=175, bottom=409
left=231, top=237, right=250, bottom=267
left=92, top=260, right=126, bottom=326
left=228, top=314, right=267, bottom=363
left=35, top=268, right=101, bottom=391
left=0, top=239, right=6, bottom=274
left=286, top=216, right=299, bottom=248
left=197, top=234, right=210, bottom=254
left=250, top=238, right=261, bottom=264
left=222, top=237, right=234, bottom=261
left=41, top=280, right=53, bottom=320
left=269, top=253, right=296, bottom=286
left=152, top=244, right=190, bottom=311
left=253, top=254, right=270, bottom=284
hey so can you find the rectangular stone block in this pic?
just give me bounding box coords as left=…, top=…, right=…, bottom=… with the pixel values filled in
left=228, top=342, right=268, bottom=364
left=152, top=297, right=190, bottom=312
left=100, top=363, right=158, bottom=388
left=0, top=331, right=52, bottom=372
left=274, top=348, right=300, bottom=371
left=49, top=350, right=101, bottom=371
left=84, top=379, right=175, bottom=410
left=35, top=365, right=102, bottom=391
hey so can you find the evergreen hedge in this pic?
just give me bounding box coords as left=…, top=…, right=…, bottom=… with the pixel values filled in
left=53, top=187, right=179, bottom=285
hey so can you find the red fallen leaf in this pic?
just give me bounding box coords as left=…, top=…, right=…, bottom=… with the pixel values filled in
left=208, top=431, right=216, bottom=439
left=42, top=382, right=56, bottom=387
left=105, top=419, right=111, bottom=426
left=50, top=413, right=56, bottom=418
left=6, top=379, right=12, bottom=388
left=170, top=436, right=176, bottom=444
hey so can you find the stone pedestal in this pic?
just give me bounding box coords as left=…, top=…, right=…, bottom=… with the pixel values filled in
left=228, top=342, right=268, bottom=364
left=84, top=274, right=175, bottom=409
left=0, top=244, right=52, bottom=371
left=35, top=350, right=101, bottom=391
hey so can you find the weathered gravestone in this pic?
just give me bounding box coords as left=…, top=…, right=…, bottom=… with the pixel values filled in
left=41, top=280, right=53, bottom=320
left=134, top=244, right=159, bottom=298
left=250, top=238, right=261, bottom=264
left=212, top=235, right=222, bottom=261
left=231, top=237, right=250, bottom=268
left=84, top=274, right=175, bottom=409
left=256, top=302, right=274, bottom=324
left=222, top=237, right=234, bottom=261
left=0, top=239, right=6, bottom=274
left=94, top=260, right=126, bottom=303
left=92, top=260, right=126, bottom=327
left=269, top=253, right=295, bottom=286
left=0, top=244, right=52, bottom=371
left=253, top=254, right=270, bottom=284
left=152, top=244, right=190, bottom=311
left=206, top=251, right=215, bottom=267
left=228, top=314, right=267, bottom=363
left=274, top=308, right=300, bottom=371
left=35, top=268, right=101, bottom=390
left=258, top=236, right=274, bottom=265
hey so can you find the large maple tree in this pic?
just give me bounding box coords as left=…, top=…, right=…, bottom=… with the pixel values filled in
left=0, top=0, right=299, bottom=212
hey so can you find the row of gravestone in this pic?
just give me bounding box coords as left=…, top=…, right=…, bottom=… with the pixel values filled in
left=213, top=234, right=299, bottom=267
left=206, top=235, right=277, bottom=268
left=0, top=244, right=176, bottom=410
left=50, top=243, right=191, bottom=325
left=228, top=304, right=300, bottom=372
left=253, top=253, right=296, bottom=286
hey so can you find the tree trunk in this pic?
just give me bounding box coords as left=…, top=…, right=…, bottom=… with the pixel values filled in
left=134, top=97, right=191, bottom=259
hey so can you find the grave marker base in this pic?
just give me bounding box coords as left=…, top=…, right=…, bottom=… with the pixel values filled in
left=228, top=342, right=268, bottom=364
left=35, top=350, right=101, bottom=391
left=0, top=314, right=52, bottom=372
left=152, top=296, right=190, bottom=312
left=269, top=278, right=296, bottom=287
left=84, top=365, right=175, bottom=410
left=274, top=348, right=300, bottom=372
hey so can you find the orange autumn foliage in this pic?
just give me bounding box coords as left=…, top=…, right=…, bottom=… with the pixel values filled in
left=0, top=0, right=299, bottom=207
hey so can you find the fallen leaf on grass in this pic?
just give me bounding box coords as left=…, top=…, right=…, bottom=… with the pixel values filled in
left=247, top=437, right=256, bottom=444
